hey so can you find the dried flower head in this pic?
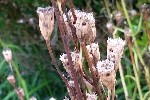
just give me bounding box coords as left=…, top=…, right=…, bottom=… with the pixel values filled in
left=107, top=37, right=126, bottom=71
left=30, top=96, right=37, bottom=100
left=97, top=59, right=116, bottom=89
left=63, top=9, right=96, bottom=43
left=106, top=22, right=114, bottom=34
left=2, top=48, right=12, bottom=63
left=15, top=87, right=24, bottom=99
left=59, top=52, right=81, bottom=75
left=86, top=43, right=100, bottom=63
left=36, top=6, right=54, bottom=41
left=86, top=93, right=97, bottom=100
left=7, top=75, right=15, bottom=86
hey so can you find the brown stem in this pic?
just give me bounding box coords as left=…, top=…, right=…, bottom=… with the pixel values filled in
left=142, top=11, right=150, bottom=89
left=9, top=62, right=24, bottom=100
left=144, top=10, right=150, bottom=48
left=46, top=40, right=69, bottom=87
left=82, top=67, right=92, bottom=84
left=125, top=35, right=144, bottom=99
left=111, top=85, right=115, bottom=100
left=64, top=7, right=78, bottom=49
left=80, top=42, right=103, bottom=99
left=50, top=0, right=82, bottom=99
left=125, top=36, right=135, bottom=65
left=68, top=0, right=77, bottom=23
left=80, top=69, right=87, bottom=100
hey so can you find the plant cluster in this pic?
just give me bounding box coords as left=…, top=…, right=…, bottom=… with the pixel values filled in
left=36, top=0, right=127, bottom=100
left=2, top=0, right=150, bottom=100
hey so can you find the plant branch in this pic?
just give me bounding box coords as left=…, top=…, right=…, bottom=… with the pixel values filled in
left=80, top=42, right=103, bottom=99
left=119, top=63, right=129, bottom=100
left=50, top=0, right=82, bottom=99
left=125, top=36, right=143, bottom=99
left=45, top=40, right=68, bottom=87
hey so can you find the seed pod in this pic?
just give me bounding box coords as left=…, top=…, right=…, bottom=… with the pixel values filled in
left=2, top=48, right=12, bottom=63
left=7, top=75, right=15, bottom=86
left=15, top=87, right=24, bottom=99
left=97, top=59, right=116, bottom=90
left=107, top=37, right=126, bottom=71
left=36, top=6, right=54, bottom=41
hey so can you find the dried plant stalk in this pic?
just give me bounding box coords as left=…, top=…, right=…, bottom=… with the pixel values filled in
left=50, top=0, right=83, bottom=99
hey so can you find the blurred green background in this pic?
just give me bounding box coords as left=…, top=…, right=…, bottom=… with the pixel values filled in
left=0, top=0, right=150, bottom=100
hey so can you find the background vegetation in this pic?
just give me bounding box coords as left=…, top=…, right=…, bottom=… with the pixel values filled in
left=0, top=0, right=150, bottom=100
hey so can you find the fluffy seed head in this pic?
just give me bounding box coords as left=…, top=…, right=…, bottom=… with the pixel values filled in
left=107, top=37, right=126, bottom=71
left=2, top=48, right=12, bottom=63
left=97, top=59, right=114, bottom=74
left=63, top=9, right=96, bottom=43
left=36, top=6, right=54, bottom=41
left=97, top=59, right=116, bottom=89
